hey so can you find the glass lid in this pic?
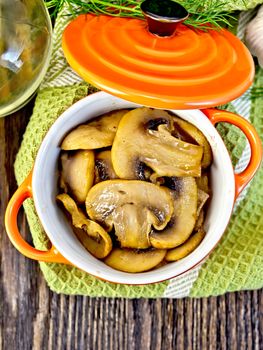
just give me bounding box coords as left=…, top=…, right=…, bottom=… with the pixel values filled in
left=62, top=0, right=254, bottom=109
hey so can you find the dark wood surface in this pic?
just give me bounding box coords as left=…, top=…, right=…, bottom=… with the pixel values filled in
left=0, top=103, right=262, bottom=350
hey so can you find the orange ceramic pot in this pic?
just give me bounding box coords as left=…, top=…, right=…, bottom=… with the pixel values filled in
left=5, top=92, right=262, bottom=284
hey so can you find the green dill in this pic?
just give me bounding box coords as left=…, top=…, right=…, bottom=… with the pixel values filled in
left=44, top=0, right=240, bottom=31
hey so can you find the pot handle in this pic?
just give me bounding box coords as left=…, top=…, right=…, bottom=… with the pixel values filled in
left=5, top=171, right=71, bottom=264
left=203, top=109, right=262, bottom=199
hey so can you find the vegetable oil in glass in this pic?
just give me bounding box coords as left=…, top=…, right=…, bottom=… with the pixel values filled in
left=0, top=0, right=52, bottom=116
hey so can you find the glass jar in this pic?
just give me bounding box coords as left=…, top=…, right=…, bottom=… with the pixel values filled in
left=0, top=0, right=52, bottom=117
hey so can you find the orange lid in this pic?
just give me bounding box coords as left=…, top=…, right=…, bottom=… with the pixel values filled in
left=62, top=5, right=254, bottom=109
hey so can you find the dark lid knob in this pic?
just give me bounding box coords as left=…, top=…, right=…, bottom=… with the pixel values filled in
left=140, top=0, right=189, bottom=37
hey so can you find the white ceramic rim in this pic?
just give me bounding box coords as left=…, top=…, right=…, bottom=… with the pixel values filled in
left=32, top=91, right=235, bottom=284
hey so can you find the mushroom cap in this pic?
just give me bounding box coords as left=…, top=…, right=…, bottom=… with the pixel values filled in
left=150, top=177, right=198, bottom=249
left=111, top=107, right=203, bottom=179
left=57, top=193, right=112, bottom=259
left=59, top=150, right=94, bottom=203
left=86, top=180, right=174, bottom=249
left=61, top=109, right=129, bottom=150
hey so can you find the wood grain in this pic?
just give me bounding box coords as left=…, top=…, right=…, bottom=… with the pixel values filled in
left=0, top=104, right=262, bottom=350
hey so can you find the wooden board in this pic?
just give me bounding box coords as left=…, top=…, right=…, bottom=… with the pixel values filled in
left=0, top=103, right=262, bottom=350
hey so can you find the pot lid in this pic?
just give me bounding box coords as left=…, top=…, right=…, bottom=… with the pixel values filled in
left=62, top=1, right=254, bottom=109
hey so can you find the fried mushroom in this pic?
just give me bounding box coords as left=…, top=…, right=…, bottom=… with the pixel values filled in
left=197, top=189, right=209, bottom=217
left=165, top=229, right=206, bottom=261
left=94, top=150, right=118, bottom=183
left=172, top=115, right=212, bottom=168
left=150, top=177, right=198, bottom=249
left=59, top=150, right=94, bottom=204
left=111, top=108, right=203, bottom=179
left=194, top=188, right=210, bottom=231
left=196, top=173, right=210, bottom=194
left=86, top=180, right=174, bottom=249
left=61, top=109, right=129, bottom=150
left=104, top=248, right=167, bottom=273
left=56, top=194, right=112, bottom=259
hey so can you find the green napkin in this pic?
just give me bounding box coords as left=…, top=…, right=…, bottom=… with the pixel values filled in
left=14, top=4, right=263, bottom=297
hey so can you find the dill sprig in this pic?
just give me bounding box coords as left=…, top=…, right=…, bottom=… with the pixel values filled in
left=179, top=0, right=238, bottom=30
left=45, top=0, right=142, bottom=18
left=44, top=0, right=240, bottom=31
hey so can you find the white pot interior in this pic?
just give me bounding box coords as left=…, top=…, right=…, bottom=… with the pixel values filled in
left=33, top=92, right=235, bottom=284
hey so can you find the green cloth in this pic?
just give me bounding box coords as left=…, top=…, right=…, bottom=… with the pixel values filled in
left=13, top=3, right=263, bottom=297
left=190, top=68, right=263, bottom=297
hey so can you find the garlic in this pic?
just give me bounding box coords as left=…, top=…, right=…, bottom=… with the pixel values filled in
left=245, top=5, right=263, bottom=68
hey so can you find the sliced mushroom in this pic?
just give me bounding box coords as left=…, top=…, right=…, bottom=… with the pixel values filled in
left=194, top=210, right=204, bottom=231
left=61, top=109, right=129, bottom=150
left=104, top=248, right=166, bottom=273
left=111, top=107, right=203, bottom=180
left=165, top=229, right=206, bottom=262
left=196, top=173, right=210, bottom=194
left=56, top=193, right=112, bottom=259
left=59, top=150, right=95, bottom=203
left=197, top=189, right=209, bottom=217
left=194, top=187, right=210, bottom=231
left=94, top=150, right=118, bottom=184
left=154, top=259, right=168, bottom=269
left=86, top=180, right=174, bottom=249
left=172, top=115, right=212, bottom=168
left=150, top=177, right=198, bottom=249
